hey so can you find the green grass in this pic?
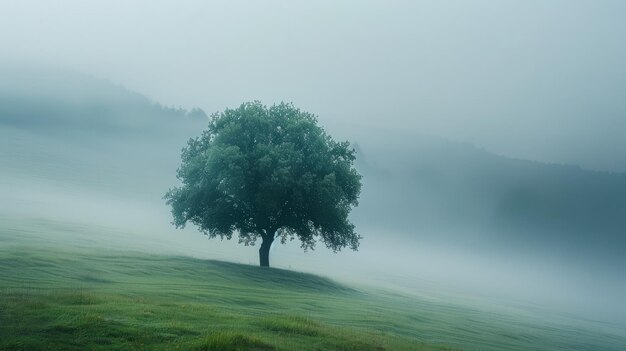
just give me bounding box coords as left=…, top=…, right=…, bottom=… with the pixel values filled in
left=0, top=248, right=451, bottom=351
left=1, top=219, right=625, bottom=350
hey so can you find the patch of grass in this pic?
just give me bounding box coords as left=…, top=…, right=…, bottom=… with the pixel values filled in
left=195, top=331, right=274, bottom=351
left=260, top=315, right=320, bottom=336
left=324, top=340, right=387, bottom=351
left=50, top=291, right=102, bottom=305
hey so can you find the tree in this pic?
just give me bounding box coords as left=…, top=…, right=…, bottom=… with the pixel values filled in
left=164, top=101, right=363, bottom=267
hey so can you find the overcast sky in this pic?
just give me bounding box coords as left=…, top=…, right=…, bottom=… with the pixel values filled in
left=2, top=0, right=625, bottom=171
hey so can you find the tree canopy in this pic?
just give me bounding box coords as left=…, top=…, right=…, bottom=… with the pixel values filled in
left=164, top=101, right=362, bottom=267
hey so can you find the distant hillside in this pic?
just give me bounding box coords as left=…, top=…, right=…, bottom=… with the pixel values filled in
left=0, top=65, right=206, bottom=138
left=354, top=134, right=626, bottom=260
left=0, top=66, right=208, bottom=200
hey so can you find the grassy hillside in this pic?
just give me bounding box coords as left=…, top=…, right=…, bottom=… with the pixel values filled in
left=0, top=249, right=450, bottom=350
left=1, top=220, right=625, bottom=351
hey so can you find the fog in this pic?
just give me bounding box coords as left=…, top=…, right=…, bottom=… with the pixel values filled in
left=3, top=0, right=626, bottom=171
left=1, top=0, right=625, bottom=331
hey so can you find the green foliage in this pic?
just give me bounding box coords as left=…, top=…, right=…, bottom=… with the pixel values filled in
left=165, top=101, right=363, bottom=262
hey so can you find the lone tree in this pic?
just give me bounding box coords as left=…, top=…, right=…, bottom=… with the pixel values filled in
left=165, top=101, right=362, bottom=267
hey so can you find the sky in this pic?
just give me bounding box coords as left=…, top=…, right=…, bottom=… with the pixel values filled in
left=1, top=0, right=625, bottom=171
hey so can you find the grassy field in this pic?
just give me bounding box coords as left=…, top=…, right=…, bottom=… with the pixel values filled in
left=1, top=218, right=625, bottom=350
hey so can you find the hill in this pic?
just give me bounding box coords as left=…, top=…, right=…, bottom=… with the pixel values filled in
left=0, top=65, right=207, bottom=203
left=353, top=134, right=626, bottom=261
left=1, top=223, right=625, bottom=350
left=0, top=64, right=206, bottom=139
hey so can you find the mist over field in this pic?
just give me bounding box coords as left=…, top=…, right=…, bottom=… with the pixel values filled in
left=2, top=65, right=625, bottom=326
left=1, top=1, right=626, bottom=348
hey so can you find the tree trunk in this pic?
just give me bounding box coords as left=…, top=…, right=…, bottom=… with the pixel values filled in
left=259, top=236, right=274, bottom=267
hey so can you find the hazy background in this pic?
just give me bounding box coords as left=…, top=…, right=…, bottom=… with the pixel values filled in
left=1, top=0, right=625, bottom=330
left=3, top=0, right=626, bottom=171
